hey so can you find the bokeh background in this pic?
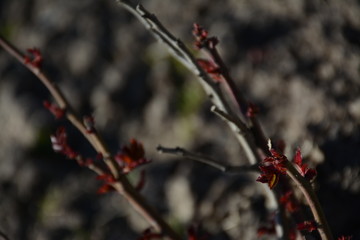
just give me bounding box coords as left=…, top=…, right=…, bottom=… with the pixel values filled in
left=0, top=0, right=360, bottom=239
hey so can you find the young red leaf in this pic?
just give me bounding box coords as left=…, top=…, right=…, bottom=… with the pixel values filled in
left=96, top=174, right=116, bottom=183
left=192, top=23, right=219, bottom=50
left=280, top=191, right=299, bottom=213
left=257, top=225, right=276, bottom=237
left=138, top=228, right=162, bottom=240
left=77, top=157, right=93, bottom=167
left=294, top=148, right=303, bottom=166
left=293, top=148, right=317, bottom=181
left=96, top=173, right=116, bottom=194
left=115, top=139, right=151, bottom=173
left=297, top=220, right=317, bottom=232
left=288, top=228, right=297, bottom=240
left=96, top=184, right=115, bottom=194
left=256, top=165, right=281, bottom=189
left=43, top=100, right=65, bottom=119
left=197, top=58, right=222, bottom=81
left=24, top=48, right=43, bottom=69
left=246, top=102, right=259, bottom=118
left=50, top=127, right=78, bottom=159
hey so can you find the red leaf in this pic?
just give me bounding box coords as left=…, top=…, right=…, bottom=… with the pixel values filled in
left=280, top=191, right=299, bottom=213
left=50, top=127, right=78, bottom=159
left=293, top=148, right=317, bottom=181
left=246, top=102, right=259, bottom=118
left=197, top=58, right=222, bottom=81
left=43, top=100, right=65, bottom=119
left=289, top=228, right=297, bottom=240
left=294, top=148, right=303, bottom=166
left=256, top=174, right=270, bottom=184
left=297, top=221, right=317, bottom=232
left=115, top=139, right=151, bottom=173
left=96, top=173, right=116, bottom=194
left=279, top=191, right=292, bottom=204
left=96, top=184, right=115, bottom=194
left=24, top=48, right=43, bottom=69
left=78, top=157, right=93, bottom=167
left=96, top=174, right=116, bottom=183
left=257, top=225, right=276, bottom=237
left=264, top=150, right=288, bottom=174
left=257, top=147, right=291, bottom=189
left=256, top=165, right=280, bottom=189
left=192, top=23, right=218, bottom=50
left=137, top=228, right=162, bottom=240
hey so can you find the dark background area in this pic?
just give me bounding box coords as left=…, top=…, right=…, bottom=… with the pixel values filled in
left=0, top=0, right=360, bottom=239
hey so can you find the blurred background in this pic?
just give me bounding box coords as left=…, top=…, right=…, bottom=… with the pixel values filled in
left=0, top=0, right=360, bottom=239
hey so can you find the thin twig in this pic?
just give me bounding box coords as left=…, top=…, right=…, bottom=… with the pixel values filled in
left=0, top=35, right=181, bottom=240
left=157, top=145, right=258, bottom=173
left=211, top=105, right=248, bottom=134
left=0, top=35, right=119, bottom=178
left=158, top=144, right=281, bottom=238
left=202, top=38, right=270, bottom=156
left=205, top=47, right=249, bottom=117
left=210, top=105, right=262, bottom=163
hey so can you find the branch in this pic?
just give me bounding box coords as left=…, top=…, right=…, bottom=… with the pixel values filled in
left=196, top=27, right=270, bottom=156
left=157, top=145, right=258, bottom=173
left=157, top=145, right=283, bottom=238
left=115, top=0, right=261, bottom=165
left=0, top=35, right=181, bottom=240
left=286, top=162, right=334, bottom=240
left=115, top=2, right=286, bottom=239
left=211, top=105, right=248, bottom=134
left=116, top=3, right=335, bottom=240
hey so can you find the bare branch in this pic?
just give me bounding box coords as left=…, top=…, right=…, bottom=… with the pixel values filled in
left=0, top=35, right=181, bottom=240
left=211, top=105, right=248, bottom=133
left=115, top=0, right=262, bottom=165
left=157, top=145, right=259, bottom=173
left=286, top=162, right=334, bottom=240
left=114, top=2, right=286, bottom=238
left=195, top=26, right=271, bottom=156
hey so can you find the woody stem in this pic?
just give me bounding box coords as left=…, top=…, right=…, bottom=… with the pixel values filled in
left=0, top=35, right=181, bottom=240
left=286, top=162, right=334, bottom=240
